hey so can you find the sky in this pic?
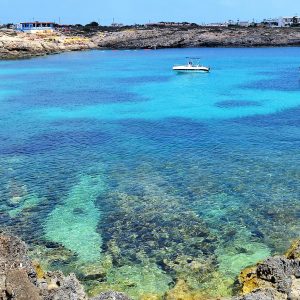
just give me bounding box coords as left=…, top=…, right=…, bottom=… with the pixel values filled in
left=1, top=0, right=300, bottom=25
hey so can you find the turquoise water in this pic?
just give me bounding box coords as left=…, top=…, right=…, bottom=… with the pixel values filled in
left=0, top=48, right=300, bottom=298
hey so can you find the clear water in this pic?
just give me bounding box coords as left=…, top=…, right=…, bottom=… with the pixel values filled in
left=0, top=48, right=300, bottom=298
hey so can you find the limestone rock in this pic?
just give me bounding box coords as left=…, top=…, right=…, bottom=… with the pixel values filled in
left=90, top=291, right=131, bottom=300
left=235, top=288, right=287, bottom=300
left=0, top=233, right=88, bottom=300
left=5, top=269, right=41, bottom=300
left=238, top=255, right=300, bottom=299
left=257, top=256, right=300, bottom=294
left=42, top=272, right=87, bottom=300
left=0, top=234, right=40, bottom=300
left=2, top=27, right=300, bottom=59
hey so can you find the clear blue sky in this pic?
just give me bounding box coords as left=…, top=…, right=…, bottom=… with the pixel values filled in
left=1, top=0, right=300, bottom=25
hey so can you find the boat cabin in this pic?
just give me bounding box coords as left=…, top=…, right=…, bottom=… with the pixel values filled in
left=16, top=21, right=55, bottom=33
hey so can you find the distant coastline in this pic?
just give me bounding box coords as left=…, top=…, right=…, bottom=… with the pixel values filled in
left=2, top=26, right=300, bottom=59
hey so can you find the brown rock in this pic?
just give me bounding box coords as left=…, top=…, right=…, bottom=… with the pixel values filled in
left=0, top=234, right=89, bottom=300
left=5, top=269, right=41, bottom=300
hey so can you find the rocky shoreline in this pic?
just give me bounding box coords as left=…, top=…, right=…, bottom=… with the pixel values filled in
left=1, top=26, right=300, bottom=59
left=1, top=233, right=300, bottom=300
left=0, top=234, right=130, bottom=300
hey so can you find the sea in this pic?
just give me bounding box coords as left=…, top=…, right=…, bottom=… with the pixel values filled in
left=0, top=48, right=299, bottom=298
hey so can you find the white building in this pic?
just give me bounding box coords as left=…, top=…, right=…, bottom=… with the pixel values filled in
left=237, top=21, right=250, bottom=27
left=111, top=22, right=124, bottom=27
left=278, top=16, right=300, bottom=27
left=207, top=22, right=228, bottom=27
left=226, top=20, right=251, bottom=27
left=16, top=21, right=55, bottom=33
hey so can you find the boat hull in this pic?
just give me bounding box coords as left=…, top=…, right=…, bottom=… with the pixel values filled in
left=173, top=66, right=210, bottom=73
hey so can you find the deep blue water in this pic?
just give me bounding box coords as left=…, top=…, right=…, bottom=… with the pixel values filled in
left=0, top=48, right=299, bottom=298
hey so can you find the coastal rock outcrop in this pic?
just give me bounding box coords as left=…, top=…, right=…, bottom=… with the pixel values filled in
left=236, top=240, right=300, bottom=300
left=0, top=29, right=96, bottom=59
left=2, top=26, right=300, bottom=59
left=78, top=27, right=300, bottom=49
left=0, top=233, right=133, bottom=300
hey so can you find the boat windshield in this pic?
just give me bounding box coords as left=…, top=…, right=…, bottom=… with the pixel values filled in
left=186, top=57, right=201, bottom=66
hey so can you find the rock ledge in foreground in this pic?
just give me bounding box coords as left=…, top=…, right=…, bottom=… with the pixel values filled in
left=0, top=234, right=131, bottom=300
left=236, top=240, right=300, bottom=300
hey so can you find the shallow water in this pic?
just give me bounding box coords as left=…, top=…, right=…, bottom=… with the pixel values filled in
left=0, top=48, right=300, bottom=298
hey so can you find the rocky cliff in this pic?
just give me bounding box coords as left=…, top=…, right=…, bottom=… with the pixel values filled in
left=1, top=27, right=300, bottom=59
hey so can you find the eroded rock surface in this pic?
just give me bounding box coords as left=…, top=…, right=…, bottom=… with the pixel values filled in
left=235, top=288, right=287, bottom=300
left=0, top=233, right=134, bottom=300
left=236, top=240, right=300, bottom=300
left=90, top=291, right=131, bottom=300
left=0, top=234, right=88, bottom=300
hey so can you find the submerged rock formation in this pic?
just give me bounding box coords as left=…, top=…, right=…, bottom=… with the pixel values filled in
left=2, top=26, right=300, bottom=59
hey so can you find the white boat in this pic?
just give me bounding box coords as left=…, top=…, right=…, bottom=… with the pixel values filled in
left=173, top=57, right=210, bottom=73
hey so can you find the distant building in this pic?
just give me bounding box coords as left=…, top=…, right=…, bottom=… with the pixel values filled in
left=237, top=21, right=250, bottom=27
left=207, top=22, right=228, bottom=27
left=145, top=22, right=195, bottom=27
left=278, top=16, right=300, bottom=27
left=16, top=21, right=55, bottom=33
left=226, top=20, right=250, bottom=27
left=111, top=22, right=124, bottom=27
left=262, top=18, right=279, bottom=27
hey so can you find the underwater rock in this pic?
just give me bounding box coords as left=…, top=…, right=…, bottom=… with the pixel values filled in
left=97, top=171, right=218, bottom=298
left=91, top=291, right=131, bottom=300
left=217, top=239, right=271, bottom=278
left=28, top=243, right=76, bottom=275
left=7, top=180, right=28, bottom=204
left=101, top=192, right=216, bottom=266
left=88, top=263, right=172, bottom=300
left=8, top=193, right=43, bottom=218
left=72, top=254, right=113, bottom=281
left=165, top=279, right=206, bottom=300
